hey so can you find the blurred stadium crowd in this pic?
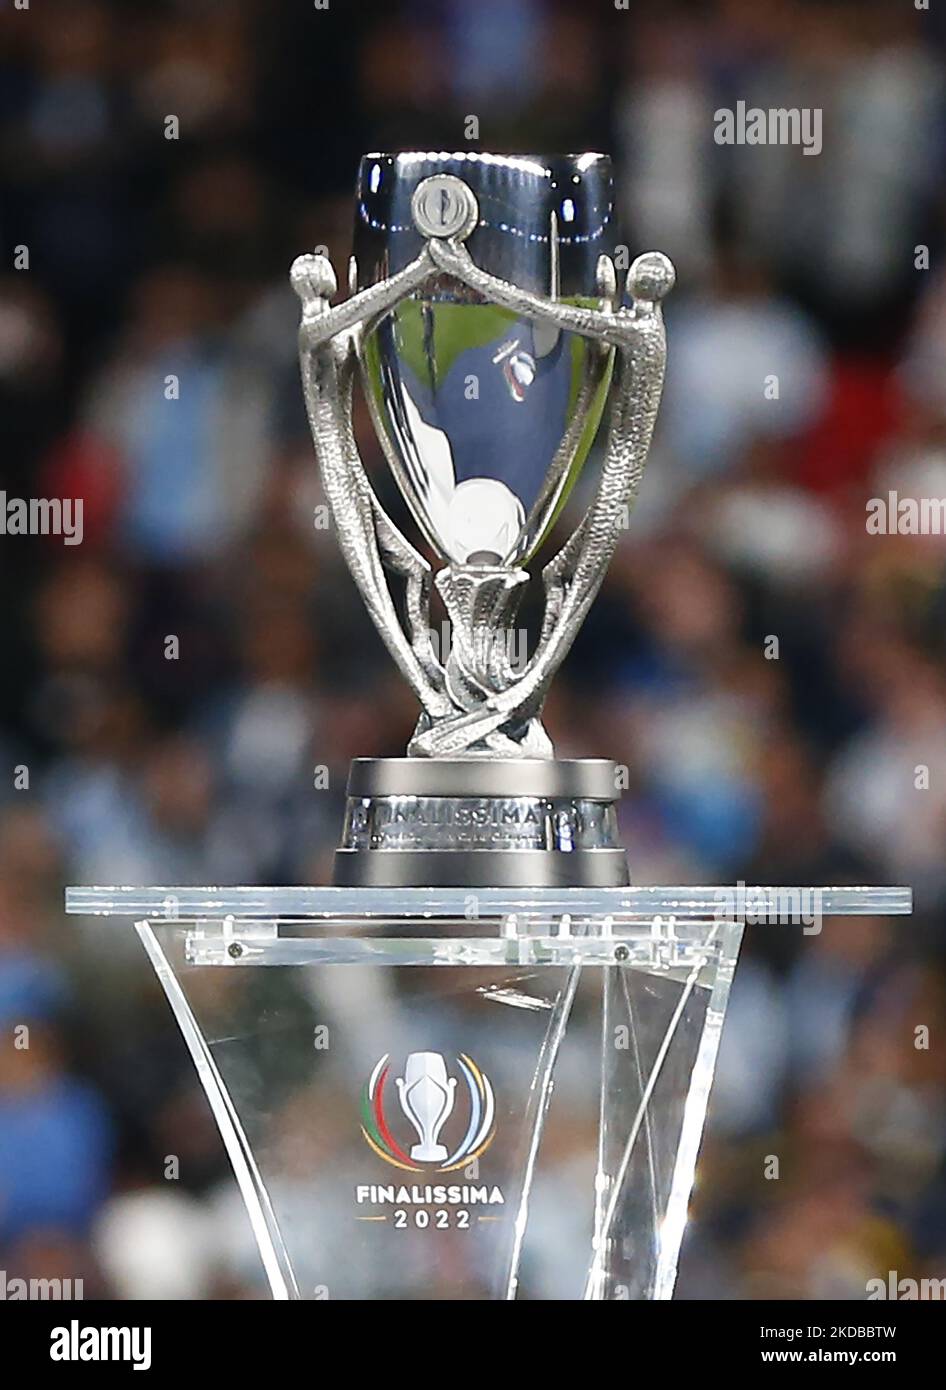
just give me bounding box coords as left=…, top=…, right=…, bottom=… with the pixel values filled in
left=1, top=0, right=946, bottom=1299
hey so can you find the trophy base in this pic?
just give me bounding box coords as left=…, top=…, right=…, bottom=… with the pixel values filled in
left=334, top=757, right=629, bottom=888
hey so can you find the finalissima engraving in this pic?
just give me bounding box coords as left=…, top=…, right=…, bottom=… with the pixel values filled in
left=341, top=796, right=620, bottom=853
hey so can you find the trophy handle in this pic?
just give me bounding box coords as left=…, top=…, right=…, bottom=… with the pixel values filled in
left=293, top=253, right=450, bottom=718
left=534, top=280, right=670, bottom=677
left=425, top=236, right=664, bottom=349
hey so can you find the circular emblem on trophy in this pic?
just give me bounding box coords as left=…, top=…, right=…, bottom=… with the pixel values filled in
left=360, top=1051, right=495, bottom=1171
left=410, top=174, right=479, bottom=240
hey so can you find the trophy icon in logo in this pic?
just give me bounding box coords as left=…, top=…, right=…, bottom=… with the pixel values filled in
left=395, top=1052, right=458, bottom=1163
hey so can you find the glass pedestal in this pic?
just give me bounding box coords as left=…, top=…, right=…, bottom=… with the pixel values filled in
left=65, top=885, right=910, bottom=1301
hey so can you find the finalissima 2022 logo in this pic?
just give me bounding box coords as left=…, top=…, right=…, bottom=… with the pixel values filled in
left=360, top=1052, right=495, bottom=1172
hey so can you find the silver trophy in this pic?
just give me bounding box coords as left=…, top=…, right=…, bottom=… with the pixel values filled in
left=291, top=151, right=674, bottom=889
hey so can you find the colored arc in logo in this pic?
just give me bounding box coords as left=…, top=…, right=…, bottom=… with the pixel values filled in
left=360, top=1056, right=418, bottom=1171
left=360, top=1052, right=495, bottom=1172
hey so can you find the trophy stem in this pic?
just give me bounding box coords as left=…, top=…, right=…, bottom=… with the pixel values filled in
left=434, top=564, right=528, bottom=700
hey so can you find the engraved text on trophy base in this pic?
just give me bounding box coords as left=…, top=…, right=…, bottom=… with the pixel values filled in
left=341, top=796, right=620, bottom=853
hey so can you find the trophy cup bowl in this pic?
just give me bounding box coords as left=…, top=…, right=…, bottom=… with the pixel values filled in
left=292, top=151, right=675, bottom=888
left=354, top=152, right=615, bottom=569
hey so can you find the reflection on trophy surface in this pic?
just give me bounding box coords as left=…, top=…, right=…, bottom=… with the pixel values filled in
left=292, top=152, right=675, bottom=888
left=395, top=1052, right=457, bottom=1163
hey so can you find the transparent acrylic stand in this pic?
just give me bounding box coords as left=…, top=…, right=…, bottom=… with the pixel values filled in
left=66, top=885, right=911, bottom=1301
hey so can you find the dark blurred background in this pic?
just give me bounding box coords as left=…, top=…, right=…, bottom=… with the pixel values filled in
left=1, top=0, right=946, bottom=1300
